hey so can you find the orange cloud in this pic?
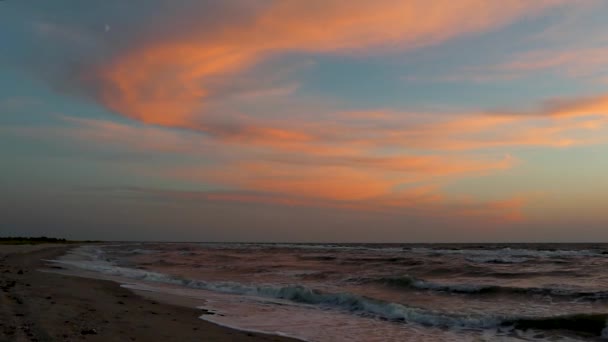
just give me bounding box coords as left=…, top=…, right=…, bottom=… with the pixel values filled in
left=542, top=93, right=608, bottom=118
left=172, top=153, right=514, bottom=202
left=451, top=196, right=526, bottom=223
left=37, top=0, right=608, bottom=222
left=33, top=86, right=608, bottom=221
left=84, top=185, right=523, bottom=224
left=177, top=163, right=396, bottom=201
left=321, top=94, right=608, bottom=151
left=95, top=0, right=565, bottom=132
left=2, top=114, right=532, bottom=223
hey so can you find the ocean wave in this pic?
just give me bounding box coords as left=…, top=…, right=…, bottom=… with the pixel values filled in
left=464, top=269, right=582, bottom=279
left=50, top=257, right=499, bottom=329
left=412, top=247, right=605, bottom=259
left=52, top=252, right=498, bottom=329
left=197, top=242, right=406, bottom=253
left=340, top=257, right=425, bottom=266
left=464, top=255, right=530, bottom=264
left=362, top=275, right=608, bottom=301
left=50, top=255, right=608, bottom=338
left=506, top=313, right=608, bottom=338
left=364, top=275, right=494, bottom=294
left=297, top=255, right=337, bottom=261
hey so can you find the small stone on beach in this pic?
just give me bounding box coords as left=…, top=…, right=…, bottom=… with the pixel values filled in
left=81, top=328, right=98, bottom=335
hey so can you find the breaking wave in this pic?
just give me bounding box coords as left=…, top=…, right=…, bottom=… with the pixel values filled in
left=50, top=257, right=499, bottom=329
left=48, top=245, right=608, bottom=339
left=49, top=256, right=608, bottom=337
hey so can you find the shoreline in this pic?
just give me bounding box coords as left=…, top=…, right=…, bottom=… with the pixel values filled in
left=0, top=244, right=297, bottom=341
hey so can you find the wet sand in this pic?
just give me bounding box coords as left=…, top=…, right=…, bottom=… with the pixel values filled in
left=0, top=245, right=296, bottom=341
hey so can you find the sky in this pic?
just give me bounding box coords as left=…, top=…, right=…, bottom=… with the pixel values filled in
left=2, top=0, right=608, bottom=242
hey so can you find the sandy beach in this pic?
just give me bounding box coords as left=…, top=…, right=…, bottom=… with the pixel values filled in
left=0, top=245, right=296, bottom=342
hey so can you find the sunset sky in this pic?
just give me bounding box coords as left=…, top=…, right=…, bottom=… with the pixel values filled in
left=2, top=0, right=608, bottom=242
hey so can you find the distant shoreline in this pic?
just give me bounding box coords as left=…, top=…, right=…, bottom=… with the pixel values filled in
left=0, top=236, right=99, bottom=245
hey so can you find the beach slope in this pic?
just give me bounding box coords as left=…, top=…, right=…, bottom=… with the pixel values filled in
left=0, top=245, right=295, bottom=341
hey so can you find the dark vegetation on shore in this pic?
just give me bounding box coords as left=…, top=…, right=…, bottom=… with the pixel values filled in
left=0, top=236, right=98, bottom=245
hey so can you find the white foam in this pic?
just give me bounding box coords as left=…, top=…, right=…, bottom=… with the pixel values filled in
left=122, top=283, right=479, bottom=342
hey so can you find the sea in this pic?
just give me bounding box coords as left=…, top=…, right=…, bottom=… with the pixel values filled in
left=48, top=243, right=608, bottom=341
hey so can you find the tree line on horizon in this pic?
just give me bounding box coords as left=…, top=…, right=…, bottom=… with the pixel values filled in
left=0, top=236, right=97, bottom=244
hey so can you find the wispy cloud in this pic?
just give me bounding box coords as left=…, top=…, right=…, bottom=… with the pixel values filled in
left=9, top=0, right=608, bottom=228
left=86, top=0, right=566, bottom=132
left=75, top=185, right=527, bottom=224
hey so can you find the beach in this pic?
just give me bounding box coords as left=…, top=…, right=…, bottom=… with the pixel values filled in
left=0, top=244, right=295, bottom=342
left=2, top=242, right=608, bottom=341
left=45, top=242, right=608, bottom=341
